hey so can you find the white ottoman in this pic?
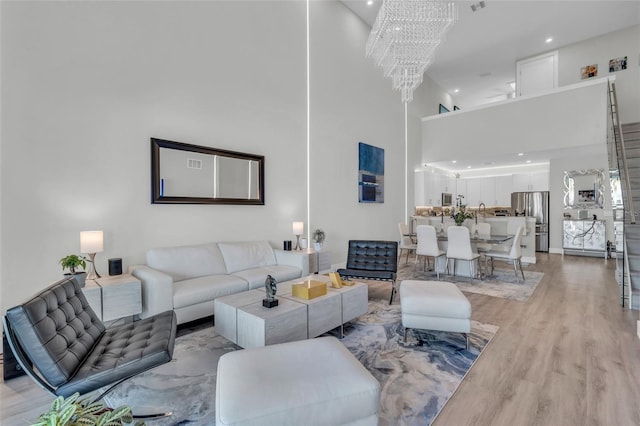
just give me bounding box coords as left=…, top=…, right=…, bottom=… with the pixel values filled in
left=216, top=336, right=380, bottom=426
left=400, top=280, right=472, bottom=349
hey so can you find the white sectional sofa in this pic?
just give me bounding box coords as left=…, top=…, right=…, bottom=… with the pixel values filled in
left=129, top=241, right=308, bottom=324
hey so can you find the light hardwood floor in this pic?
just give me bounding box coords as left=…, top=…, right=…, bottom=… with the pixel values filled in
left=2, top=253, right=639, bottom=425
left=370, top=252, right=640, bottom=426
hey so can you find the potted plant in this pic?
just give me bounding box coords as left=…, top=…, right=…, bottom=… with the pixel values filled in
left=312, top=229, right=326, bottom=251
left=59, top=254, right=88, bottom=287
left=32, top=392, right=143, bottom=426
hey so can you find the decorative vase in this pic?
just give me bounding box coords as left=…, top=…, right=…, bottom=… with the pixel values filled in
left=313, top=242, right=323, bottom=251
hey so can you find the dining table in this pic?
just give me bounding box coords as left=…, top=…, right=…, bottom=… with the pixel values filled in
left=404, top=232, right=513, bottom=245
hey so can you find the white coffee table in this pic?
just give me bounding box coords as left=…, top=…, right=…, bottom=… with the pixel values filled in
left=214, top=276, right=368, bottom=348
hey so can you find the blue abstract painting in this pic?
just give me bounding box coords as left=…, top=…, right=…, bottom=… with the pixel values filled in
left=358, top=142, right=384, bottom=203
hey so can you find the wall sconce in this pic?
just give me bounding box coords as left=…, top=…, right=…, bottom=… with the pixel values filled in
left=80, top=231, right=103, bottom=280
left=292, top=222, right=304, bottom=250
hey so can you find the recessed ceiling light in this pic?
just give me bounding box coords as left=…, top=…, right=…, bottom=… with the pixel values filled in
left=451, top=160, right=457, bottom=164
left=467, top=166, right=472, bottom=169
left=526, top=160, right=532, bottom=163
left=545, top=37, right=553, bottom=43
left=454, top=89, right=460, bottom=93
left=518, top=153, right=524, bottom=156
left=367, top=0, right=373, bottom=5
left=394, top=26, right=401, bottom=31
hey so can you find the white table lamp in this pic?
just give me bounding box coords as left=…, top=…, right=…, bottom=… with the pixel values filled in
left=292, top=221, right=304, bottom=250
left=81, top=230, right=104, bottom=280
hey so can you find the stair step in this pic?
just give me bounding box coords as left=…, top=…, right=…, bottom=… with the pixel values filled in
left=622, top=122, right=640, bottom=133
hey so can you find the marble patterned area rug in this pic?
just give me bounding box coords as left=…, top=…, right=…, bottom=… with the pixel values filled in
left=104, top=301, right=498, bottom=426
left=397, top=262, right=544, bottom=302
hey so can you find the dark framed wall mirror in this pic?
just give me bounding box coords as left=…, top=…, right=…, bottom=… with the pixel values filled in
left=151, top=138, right=265, bottom=205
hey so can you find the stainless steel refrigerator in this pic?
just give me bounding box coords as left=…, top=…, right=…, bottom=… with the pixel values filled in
left=511, top=191, right=549, bottom=252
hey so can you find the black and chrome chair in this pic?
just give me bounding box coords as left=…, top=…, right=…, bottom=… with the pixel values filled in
left=337, top=240, right=398, bottom=304
left=2, top=276, right=177, bottom=414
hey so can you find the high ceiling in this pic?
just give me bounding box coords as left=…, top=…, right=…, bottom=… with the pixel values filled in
left=342, top=0, right=640, bottom=109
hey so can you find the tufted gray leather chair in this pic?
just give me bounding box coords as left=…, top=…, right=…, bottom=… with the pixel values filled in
left=337, top=240, right=398, bottom=304
left=3, top=276, right=176, bottom=399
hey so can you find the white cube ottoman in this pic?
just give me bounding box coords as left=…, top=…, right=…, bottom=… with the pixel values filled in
left=400, top=280, right=472, bottom=349
left=215, top=336, right=380, bottom=426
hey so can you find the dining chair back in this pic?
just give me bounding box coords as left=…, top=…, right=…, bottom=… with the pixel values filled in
left=415, top=225, right=446, bottom=279
left=473, top=222, right=492, bottom=253
left=398, top=222, right=417, bottom=264
left=474, top=222, right=491, bottom=235
left=446, top=226, right=481, bottom=279
left=484, top=225, right=525, bottom=282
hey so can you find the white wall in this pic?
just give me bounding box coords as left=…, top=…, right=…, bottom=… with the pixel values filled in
left=558, top=25, right=639, bottom=124
left=421, top=79, right=609, bottom=164
left=0, top=1, right=446, bottom=316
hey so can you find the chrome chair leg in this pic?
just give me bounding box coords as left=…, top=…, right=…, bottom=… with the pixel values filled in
left=518, top=259, right=525, bottom=282
left=513, top=260, right=520, bottom=283
left=404, top=327, right=408, bottom=343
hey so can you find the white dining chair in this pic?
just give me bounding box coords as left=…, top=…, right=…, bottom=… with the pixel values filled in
left=484, top=225, right=526, bottom=282
left=473, top=222, right=492, bottom=253
left=446, top=225, right=481, bottom=280
left=414, top=225, right=446, bottom=279
left=398, top=222, right=417, bottom=264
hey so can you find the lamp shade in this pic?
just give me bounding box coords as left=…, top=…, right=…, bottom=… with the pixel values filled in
left=80, top=231, right=104, bottom=253
left=292, top=221, right=304, bottom=235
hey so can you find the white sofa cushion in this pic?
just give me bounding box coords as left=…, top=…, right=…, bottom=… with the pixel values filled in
left=218, top=241, right=276, bottom=274
left=231, top=265, right=304, bottom=290
left=173, top=275, right=249, bottom=310
left=147, top=243, right=227, bottom=282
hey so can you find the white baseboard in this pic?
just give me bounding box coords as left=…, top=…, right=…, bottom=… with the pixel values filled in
left=549, top=248, right=563, bottom=255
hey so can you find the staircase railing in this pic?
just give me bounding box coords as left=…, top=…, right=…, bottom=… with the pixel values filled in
left=610, top=81, right=635, bottom=224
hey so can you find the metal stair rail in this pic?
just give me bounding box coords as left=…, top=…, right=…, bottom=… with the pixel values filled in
left=609, top=81, right=635, bottom=224
left=607, top=81, right=630, bottom=307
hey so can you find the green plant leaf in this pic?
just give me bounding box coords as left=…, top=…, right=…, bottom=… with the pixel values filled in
left=109, top=406, right=131, bottom=420
left=81, top=401, right=106, bottom=415
left=51, top=395, right=65, bottom=412
left=59, top=405, right=77, bottom=424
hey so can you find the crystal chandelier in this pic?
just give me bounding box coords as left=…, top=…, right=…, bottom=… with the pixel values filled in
left=366, top=0, right=458, bottom=103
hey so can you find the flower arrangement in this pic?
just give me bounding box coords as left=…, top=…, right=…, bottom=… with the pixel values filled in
left=451, top=205, right=474, bottom=226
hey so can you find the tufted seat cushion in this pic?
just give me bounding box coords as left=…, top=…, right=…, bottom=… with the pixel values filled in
left=5, top=276, right=176, bottom=397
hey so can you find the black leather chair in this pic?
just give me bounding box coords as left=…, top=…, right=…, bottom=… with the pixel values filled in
left=337, top=240, right=398, bottom=304
left=2, top=276, right=177, bottom=403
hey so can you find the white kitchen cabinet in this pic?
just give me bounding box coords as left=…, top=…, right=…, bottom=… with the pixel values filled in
left=464, top=178, right=482, bottom=206
left=495, top=175, right=513, bottom=205
left=529, top=172, right=549, bottom=191
left=455, top=178, right=467, bottom=201
left=481, top=177, right=496, bottom=206
left=415, top=171, right=425, bottom=206
left=513, top=172, right=549, bottom=192
left=513, top=174, right=531, bottom=192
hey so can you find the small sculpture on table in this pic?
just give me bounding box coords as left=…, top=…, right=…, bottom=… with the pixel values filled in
left=263, top=274, right=278, bottom=308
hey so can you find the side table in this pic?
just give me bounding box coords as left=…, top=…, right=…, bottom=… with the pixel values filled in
left=95, top=274, right=142, bottom=322
left=304, top=249, right=332, bottom=274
